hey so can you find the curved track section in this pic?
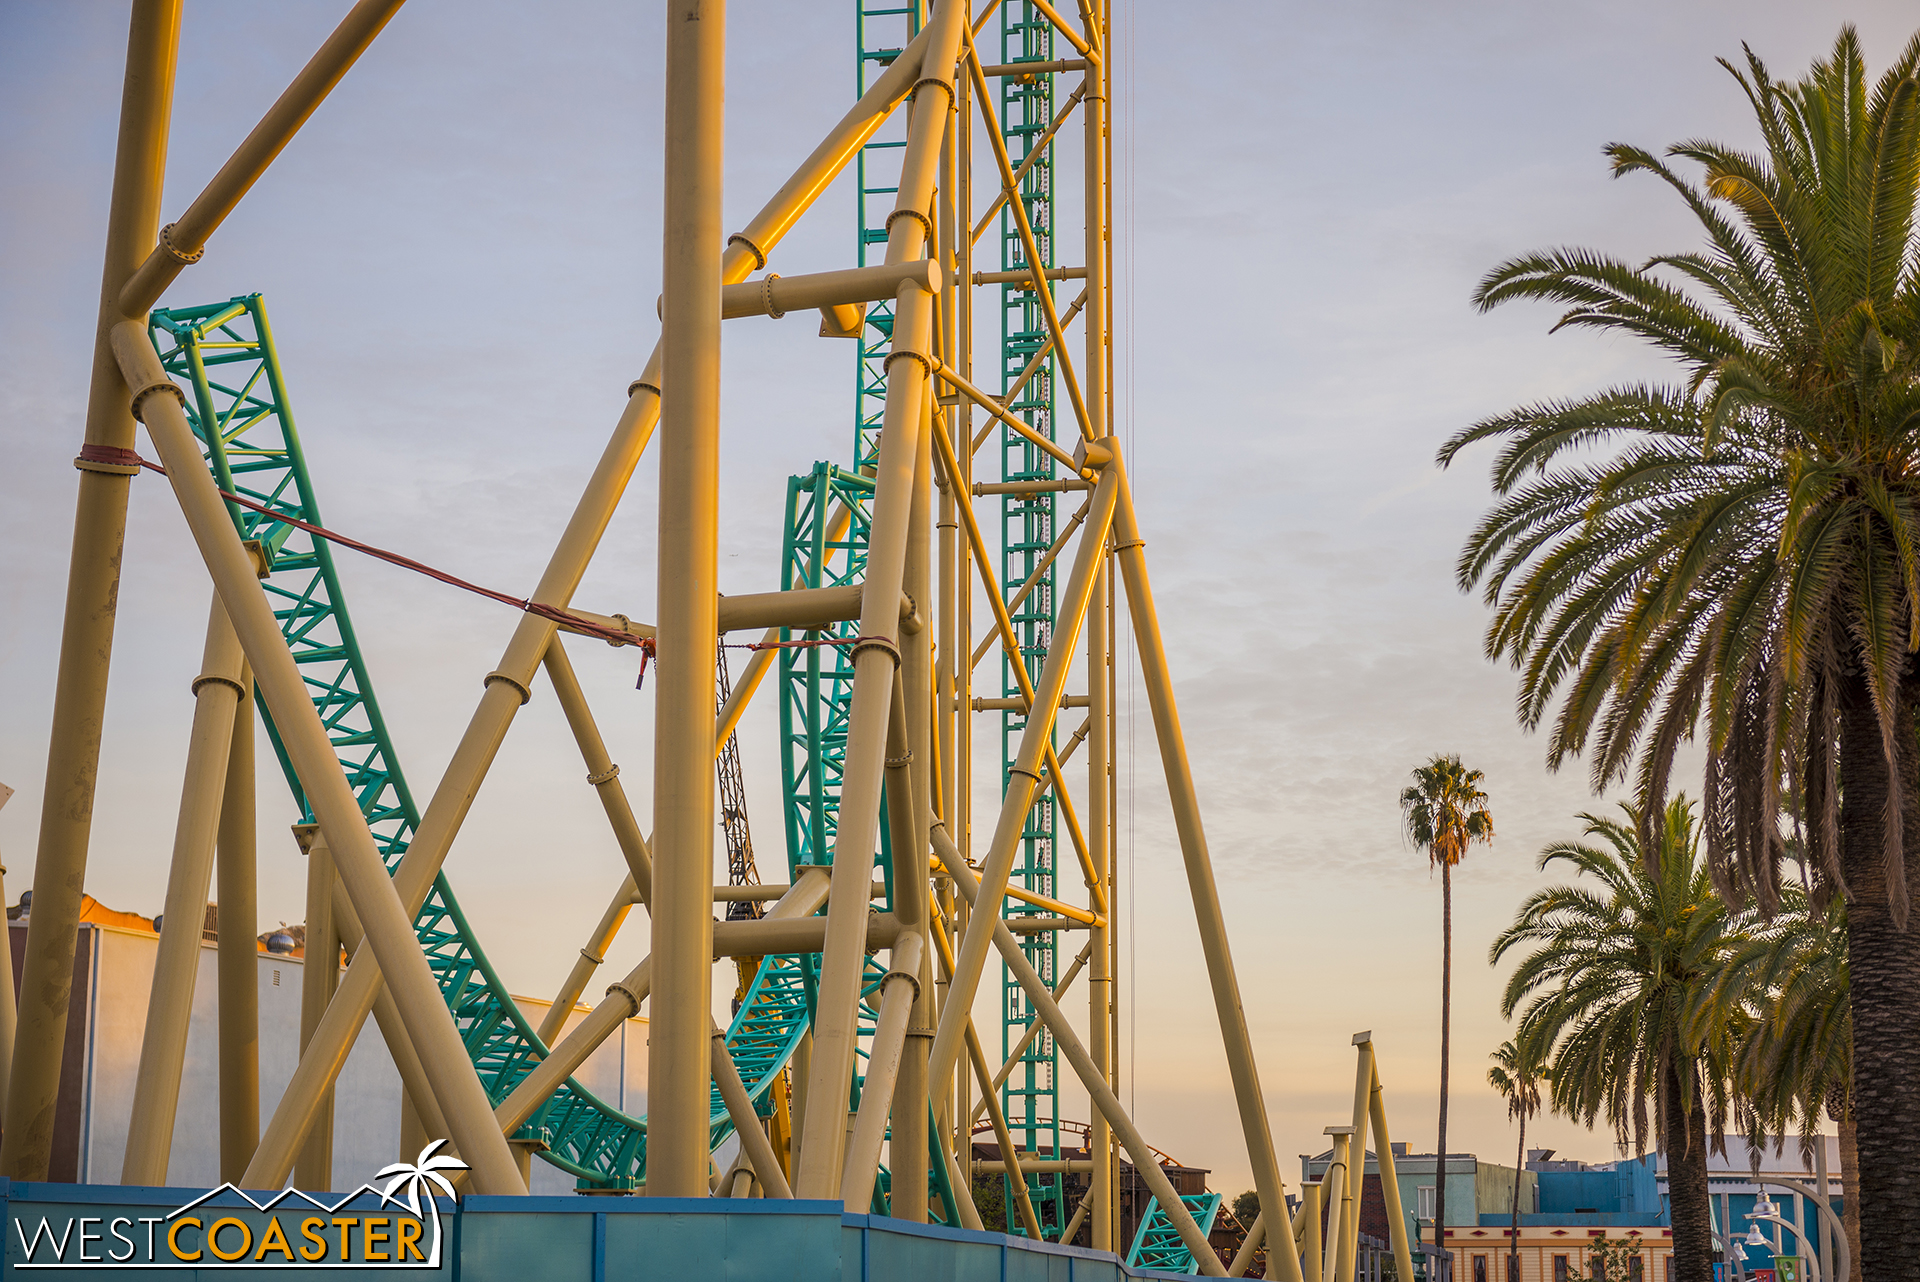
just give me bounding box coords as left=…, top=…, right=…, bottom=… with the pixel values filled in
left=149, top=295, right=808, bottom=1190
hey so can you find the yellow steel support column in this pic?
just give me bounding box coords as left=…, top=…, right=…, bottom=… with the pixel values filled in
left=840, top=933, right=925, bottom=1207
left=1088, top=554, right=1113, bottom=1251
left=795, top=0, right=970, bottom=1202
left=544, top=638, right=655, bottom=907
left=112, top=322, right=525, bottom=1195
left=934, top=827, right=1224, bottom=1274
left=888, top=397, right=937, bottom=1221
left=5, top=0, right=180, bottom=1181
left=1364, top=1039, right=1417, bottom=1282
left=295, top=825, right=340, bottom=1191
left=116, top=0, right=408, bottom=316
left=711, top=1022, right=793, bottom=1199
left=216, top=682, right=259, bottom=1182
left=1082, top=15, right=1113, bottom=1225
left=1108, top=449, right=1305, bottom=1282
left=1323, top=1128, right=1353, bottom=1282
left=1338, top=1036, right=1373, bottom=1282
left=241, top=24, right=943, bottom=1190
left=924, top=449, right=1120, bottom=1109
left=538, top=875, right=638, bottom=1048
left=1301, top=1182, right=1325, bottom=1282
left=122, top=595, right=247, bottom=1186
left=647, top=0, right=726, bottom=1200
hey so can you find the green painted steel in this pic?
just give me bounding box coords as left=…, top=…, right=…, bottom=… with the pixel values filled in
left=994, top=2, right=1066, bottom=1239
left=777, top=463, right=878, bottom=879
left=1126, top=1193, right=1223, bottom=1275
left=146, top=295, right=810, bottom=1191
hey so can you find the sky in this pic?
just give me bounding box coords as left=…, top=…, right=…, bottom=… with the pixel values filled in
left=0, top=0, right=1909, bottom=1203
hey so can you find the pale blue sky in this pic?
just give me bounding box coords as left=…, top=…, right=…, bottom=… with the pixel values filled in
left=0, top=0, right=1902, bottom=1197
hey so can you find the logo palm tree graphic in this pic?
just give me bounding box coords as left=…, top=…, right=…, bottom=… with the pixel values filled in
left=374, top=1140, right=468, bottom=1265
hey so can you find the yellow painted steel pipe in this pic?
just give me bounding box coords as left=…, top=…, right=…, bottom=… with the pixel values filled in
left=933, top=826, right=1225, bottom=1274
left=935, top=360, right=1083, bottom=476
left=216, top=681, right=259, bottom=1182
left=975, top=58, right=1089, bottom=78
left=838, top=932, right=924, bottom=1207
left=711, top=914, right=900, bottom=957
left=716, top=260, right=941, bottom=319
left=925, top=918, right=1040, bottom=1240
left=888, top=564, right=934, bottom=1217
left=923, top=449, right=1120, bottom=1111
left=793, top=283, right=938, bottom=1200
left=963, top=937, right=1092, bottom=1132
left=975, top=288, right=1090, bottom=453
left=117, top=0, right=407, bottom=316
left=1089, top=549, right=1115, bottom=1251
left=976, top=1159, right=1097, bottom=1174
left=122, top=595, right=247, bottom=1186
left=647, top=0, right=726, bottom=1197
left=968, top=82, right=1089, bottom=248
left=544, top=639, right=654, bottom=906
left=972, top=265, right=1087, bottom=286
left=1229, top=1213, right=1265, bottom=1278
left=711, top=1023, right=793, bottom=1199
left=963, top=34, right=1094, bottom=442
left=492, top=870, right=830, bottom=1138
left=7, top=0, right=180, bottom=1182
left=1322, top=1129, right=1353, bottom=1282
left=1338, top=1038, right=1372, bottom=1282
left=1108, top=444, right=1305, bottom=1282
left=112, top=321, right=525, bottom=1196
left=1030, top=0, right=1096, bottom=58
left=243, top=1, right=933, bottom=1185
left=1300, top=1183, right=1325, bottom=1282
left=969, top=497, right=1093, bottom=671
left=328, top=876, right=456, bottom=1167
left=1364, top=1041, right=1417, bottom=1282
left=796, top=0, right=972, bottom=1196
left=714, top=882, right=884, bottom=903
left=294, top=826, right=340, bottom=1191
left=538, top=875, right=637, bottom=1048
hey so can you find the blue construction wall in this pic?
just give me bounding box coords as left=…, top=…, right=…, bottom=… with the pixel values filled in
left=2, top=1181, right=1201, bottom=1280
left=1533, top=1158, right=1660, bottom=1217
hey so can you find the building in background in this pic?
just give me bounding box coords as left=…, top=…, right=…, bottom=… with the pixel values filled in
left=7, top=907, right=646, bottom=1195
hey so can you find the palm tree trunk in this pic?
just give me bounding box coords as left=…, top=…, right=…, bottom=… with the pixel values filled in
left=1840, top=669, right=1920, bottom=1280
left=1435, top=861, right=1452, bottom=1275
left=1510, top=1111, right=1525, bottom=1282
left=1661, top=1055, right=1712, bottom=1282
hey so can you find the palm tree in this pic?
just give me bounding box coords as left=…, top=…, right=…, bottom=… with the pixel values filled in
left=1488, top=1038, right=1546, bottom=1282
left=1712, top=887, right=1858, bottom=1266
left=1400, top=754, right=1493, bottom=1259
left=1491, top=800, right=1745, bottom=1282
left=1438, top=27, right=1920, bottom=1271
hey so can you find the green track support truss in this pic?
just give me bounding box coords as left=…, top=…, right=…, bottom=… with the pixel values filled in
left=1127, top=1193, right=1223, bottom=1275
left=148, top=294, right=810, bottom=1193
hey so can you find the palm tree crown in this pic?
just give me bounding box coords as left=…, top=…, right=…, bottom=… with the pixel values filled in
left=1400, top=755, right=1494, bottom=868
left=1438, top=27, right=1920, bottom=920
left=1492, top=799, right=1745, bottom=1282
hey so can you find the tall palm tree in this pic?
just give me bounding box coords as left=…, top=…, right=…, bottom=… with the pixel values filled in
left=1712, top=887, right=1858, bottom=1266
left=1491, top=799, right=1745, bottom=1282
left=1438, top=28, right=1920, bottom=1272
left=1488, top=1038, right=1546, bottom=1282
left=1400, top=754, right=1493, bottom=1259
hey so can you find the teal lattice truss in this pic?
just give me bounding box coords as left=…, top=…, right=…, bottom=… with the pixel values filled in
left=995, top=0, right=1066, bottom=1238
left=1127, top=1193, right=1223, bottom=1275
left=148, top=294, right=809, bottom=1191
